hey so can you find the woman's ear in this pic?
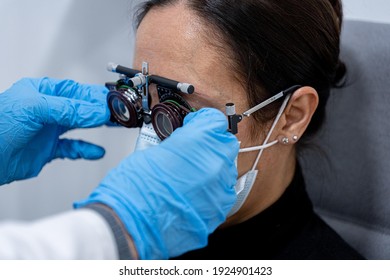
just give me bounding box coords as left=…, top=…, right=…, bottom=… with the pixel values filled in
left=278, top=86, right=319, bottom=142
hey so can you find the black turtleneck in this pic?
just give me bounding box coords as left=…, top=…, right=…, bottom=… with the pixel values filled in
left=174, top=165, right=364, bottom=260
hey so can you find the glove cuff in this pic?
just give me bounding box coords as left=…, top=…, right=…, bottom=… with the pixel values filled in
left=85, top=204, right=138, bottom=260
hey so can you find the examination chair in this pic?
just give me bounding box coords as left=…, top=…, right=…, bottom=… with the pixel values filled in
left=300, top=20, right=390, bottom=260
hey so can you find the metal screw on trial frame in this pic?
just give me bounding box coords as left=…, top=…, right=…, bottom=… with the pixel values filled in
left=141, top=62, right=151, bottom=122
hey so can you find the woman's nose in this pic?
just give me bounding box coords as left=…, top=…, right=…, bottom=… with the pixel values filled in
left=148, top=84, right=159, bottom=108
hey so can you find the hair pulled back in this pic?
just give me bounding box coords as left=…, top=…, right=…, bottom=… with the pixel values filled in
left=137, top=0, right=344, bottom=139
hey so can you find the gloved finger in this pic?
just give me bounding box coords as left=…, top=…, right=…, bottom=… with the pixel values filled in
left=53, top=139, right=105, bottom=160
left=38, top=94, right=110, bottom=128
left=183, top=108, right=228, bottom=131
left=20, top=77, right=108, bottom=104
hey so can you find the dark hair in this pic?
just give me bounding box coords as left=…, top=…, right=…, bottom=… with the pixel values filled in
left=136, top=0, right=344, bottom=140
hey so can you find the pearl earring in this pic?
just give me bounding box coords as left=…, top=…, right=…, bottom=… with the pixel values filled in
left=292, top=135, right=299, bottom=142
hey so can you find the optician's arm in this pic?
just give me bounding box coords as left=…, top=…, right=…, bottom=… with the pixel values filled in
left=76, top=108, right=239, bottom=260
left=0, top=108, right=238, bottom=259
left=0, top=210, right=118, bottom=259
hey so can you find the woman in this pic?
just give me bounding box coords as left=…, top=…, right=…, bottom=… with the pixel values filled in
left=133, top=0, right=364, bottom=259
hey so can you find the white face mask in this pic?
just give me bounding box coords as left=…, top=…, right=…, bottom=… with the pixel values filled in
left=133, top=94, right=292, bottom=217
left=134, top=122, right=161, bottom=151
left=227, top=95, right=291, bottom=217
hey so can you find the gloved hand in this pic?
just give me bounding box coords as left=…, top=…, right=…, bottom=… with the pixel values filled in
left=0, top=77, right=110, bottom=185
left=75, top=108, right=239, bottom=259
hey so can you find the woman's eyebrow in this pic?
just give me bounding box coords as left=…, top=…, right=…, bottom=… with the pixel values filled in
left=193, top=91, right=210, bottom=98
left=186, top=91, right=224, bottom=110
left=193, top=88, right=225, bottom=99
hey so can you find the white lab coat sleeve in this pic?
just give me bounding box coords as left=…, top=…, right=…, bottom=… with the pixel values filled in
left=0, top=209, right=119, bottom=259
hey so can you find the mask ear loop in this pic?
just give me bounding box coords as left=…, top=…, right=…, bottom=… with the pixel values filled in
left=250, top=94, right=291, bottom=171
left=239, top=140, right=278, bottom=152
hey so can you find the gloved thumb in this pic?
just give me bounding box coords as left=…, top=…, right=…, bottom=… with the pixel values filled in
left=38, top=94, right=110, bottom=129
left=54, top=139, right=105, bottom=160
left=183, top=108, right=228, bottom=129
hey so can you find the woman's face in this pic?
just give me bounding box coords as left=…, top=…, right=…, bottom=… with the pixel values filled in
left=134, top=3, right=283, bottom=224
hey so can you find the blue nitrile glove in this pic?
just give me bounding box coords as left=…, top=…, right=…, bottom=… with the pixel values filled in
left=0, top=77, right=110, bottom=185
left=75, top=108, right=239, bottom=259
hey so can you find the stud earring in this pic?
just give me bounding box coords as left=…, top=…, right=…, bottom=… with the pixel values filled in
left=281, top=137, right=289, bottom=145
left=292, top=135, right=299, bottom=142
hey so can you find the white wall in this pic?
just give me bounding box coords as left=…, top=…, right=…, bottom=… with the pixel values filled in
left=0, top=0, right=389, bottom=221
left=343, top=0, right=390, bottom=23
left=0, top=0, right=139, bottom=220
